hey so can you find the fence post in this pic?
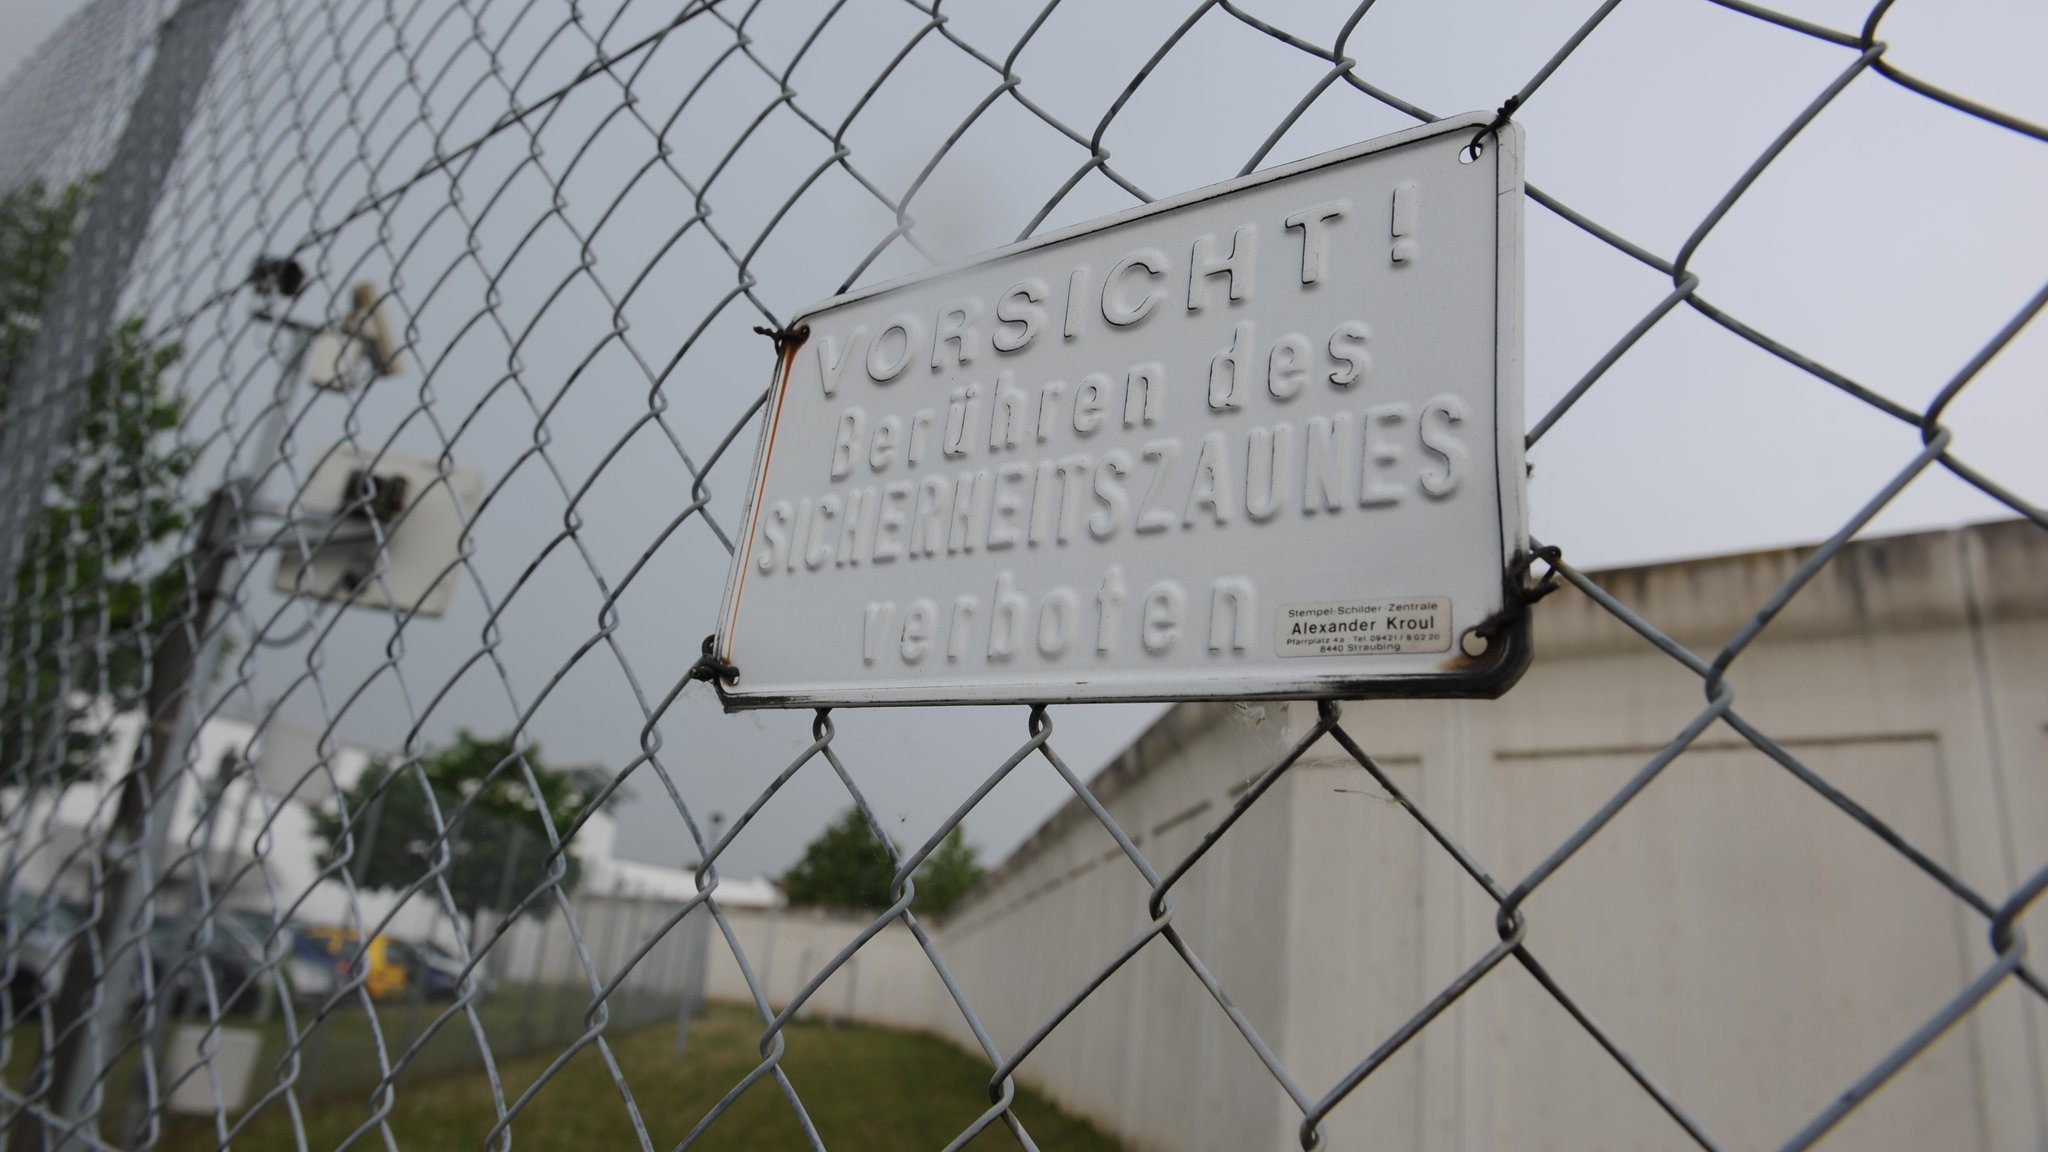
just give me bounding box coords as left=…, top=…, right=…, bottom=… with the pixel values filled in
left=671, top=906, right=694, bottom=1059
left=689, top=906, right=710, bottom=1020
left=28, top=482, right=239, bottom=1149
left=518, top=904, right=551, bottom=1054
left=3, top=3, right=244, bottom=1147
left=595, top=877, right=628, bottom=1030
left=549, top=885, right=587, bottom=1042
left=489, top=825, right=525, bottom=983
left=794, top=945, right=815, bottom=1022
left=757, top=902, right=779, bottom=1009
left=298, top=766, right=385, bottom=1105
left=623, top=885, right=653, bottom=1027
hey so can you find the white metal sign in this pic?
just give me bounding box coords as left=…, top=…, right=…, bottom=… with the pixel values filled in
left=715, top=113, right=1527, bottom=707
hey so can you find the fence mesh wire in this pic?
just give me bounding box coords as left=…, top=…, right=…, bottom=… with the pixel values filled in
left=0, top=0, right=2043, bottom=1148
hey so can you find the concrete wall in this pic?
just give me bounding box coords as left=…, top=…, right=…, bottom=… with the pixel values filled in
left=931, top=702, right=1302, bottom=1151
left=702, top=905, right=943, bottom=1033
left=498, top=887, right=707, bottom=998
left=695, top=520, right=2048, bottom=1152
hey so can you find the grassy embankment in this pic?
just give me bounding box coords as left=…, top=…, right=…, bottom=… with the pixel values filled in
left=52, top=999, right=1133, bottom=1150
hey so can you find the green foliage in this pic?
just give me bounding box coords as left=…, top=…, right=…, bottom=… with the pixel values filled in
left=307, top=730, right=606, bottom=920
left=780, top=808, right=896, bottom=912
left=913, top=827, right=986, bottom=917
left=0, top=179, right=90, bottom=400
left=781, top=808, right=987, bottom=917
left=0, top=178, right=194, bottom=786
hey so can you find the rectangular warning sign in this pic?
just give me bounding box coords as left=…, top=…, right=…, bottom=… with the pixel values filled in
left=713, top=112, right=1529, bottom=707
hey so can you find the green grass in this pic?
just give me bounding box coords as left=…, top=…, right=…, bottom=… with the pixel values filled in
left=5, top=984, right=674, bottom=1115
left=256, top=984, right=678, bottom=1107
left=150, top=1003, right=1127, bottom=1151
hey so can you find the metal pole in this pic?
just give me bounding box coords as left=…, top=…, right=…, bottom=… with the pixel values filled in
left=671, top=906, right=699, bottom=1060
left=28, top=483, right=238, bottom=1152
left=653, top=896, right=680, bottom=996
left=595, top=877, right=628, bottom=1019
left=758, top=902, right=779, bottom=1007
left=489, top=825, right=525, bottom=982
left=224, top=781, right=271, bottom=1023
left=350, top=786, right=387, bottom=889
left=689, top=901, right=711, bottom=1017
left=674, top=812, right=720, bottom=1055
left=621, top=883, right=649, bottom=1027
left=0, top=0, right=244, bottom=616
left=517, top=907, right=550, bottom=1055
left=548, top=889, right=580, bottom=1042
left=301, top=769, right=383, bottom=1105
left=667, top=906, right=687, bottom=1057
left=794, top=946, right=814, bottom=1022
left=4, top=6, right=247, bottom=1147
left=115, top=745, right=250, bottom=1145
left=42, top=300, right=318, bottom=1145
left=195, top=750, right=239, bottom=909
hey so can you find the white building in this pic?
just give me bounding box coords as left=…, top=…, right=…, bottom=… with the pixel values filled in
left=6, top=713, right=704, bottom=954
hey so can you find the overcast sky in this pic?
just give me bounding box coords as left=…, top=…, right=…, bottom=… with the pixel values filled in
left=0, top=0, right=78, bottom=82
left=3, top=0, right=2042, bottom=885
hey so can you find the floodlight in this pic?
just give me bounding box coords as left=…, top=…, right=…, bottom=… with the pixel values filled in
left=342, top=467, right=409, bottom=523
left=274, top=446, right=482, bottom=617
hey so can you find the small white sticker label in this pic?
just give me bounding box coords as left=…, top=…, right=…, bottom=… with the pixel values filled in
left=1277, top=597, right=1452, bottom=658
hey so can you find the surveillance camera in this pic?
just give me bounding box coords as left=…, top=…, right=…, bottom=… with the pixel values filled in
left=250, top=256, right=307, bottom=298
left=342, top=467, right=409, bottom=522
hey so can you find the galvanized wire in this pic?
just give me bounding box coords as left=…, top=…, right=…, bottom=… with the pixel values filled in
left=0, top=0, right=2042, bottom=1149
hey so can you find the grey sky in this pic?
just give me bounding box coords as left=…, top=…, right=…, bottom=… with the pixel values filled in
left=3, top=0, right=2042, bottom=883
left=0, top=0, right=79, bottom=83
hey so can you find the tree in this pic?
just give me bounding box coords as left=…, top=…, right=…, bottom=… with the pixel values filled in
left=781, top=808, right=987, bottom=917
left=913, top=828, right=986, bottom=917
left=0, top=178, right=195, bottom=787
left=780, top=808, right=896, bottom=912
left=307, top=730, right=606, bottom=922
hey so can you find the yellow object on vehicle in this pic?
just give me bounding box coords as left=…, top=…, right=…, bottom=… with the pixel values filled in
left=300, top=926, right=408, bottom=1002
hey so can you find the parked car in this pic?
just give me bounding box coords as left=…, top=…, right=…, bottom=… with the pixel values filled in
left=387, top=938, right=487, bottom=1001
left=6, top=895, right=269, bottom=1019
left=294, top=926, right=410, bottom=1002
left=3, top=891, right=83, bottom=1015
left=283, top=922, right=343, bottom=1005
left=143, top=913, right=274, bottom=1018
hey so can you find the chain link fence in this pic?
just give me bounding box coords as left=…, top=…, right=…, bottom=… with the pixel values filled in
left=0, top=0, right=2043, bottom=1148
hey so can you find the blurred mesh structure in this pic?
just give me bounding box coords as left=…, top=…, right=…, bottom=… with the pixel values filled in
left=0, top=0, right=2043, bottom=1149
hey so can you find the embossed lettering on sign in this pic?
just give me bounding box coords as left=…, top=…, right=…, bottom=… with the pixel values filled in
left=718, top=113, right=1525, bottom=705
